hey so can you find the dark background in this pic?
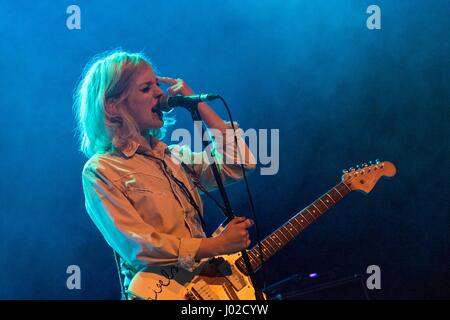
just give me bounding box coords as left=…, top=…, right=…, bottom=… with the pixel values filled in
left=0, top=0, right=448, bottom=299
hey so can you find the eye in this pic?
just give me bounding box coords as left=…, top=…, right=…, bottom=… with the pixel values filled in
left=140, top=86, right=150, bottom=93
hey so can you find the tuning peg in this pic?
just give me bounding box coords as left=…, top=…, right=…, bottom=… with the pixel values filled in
left=362, top=163, right=368, bottom=167
left=356, top=165, right=360, bottom=169
left=342, top=169, right=348, bottom=174
left=349, top=167, right=355, bottom=172
left=375, top=159, right=380, bottom=164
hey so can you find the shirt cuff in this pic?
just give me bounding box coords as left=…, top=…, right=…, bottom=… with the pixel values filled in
left=222, top=121, right=243, bottom=145
left=177, top=237, right=203, bottom=272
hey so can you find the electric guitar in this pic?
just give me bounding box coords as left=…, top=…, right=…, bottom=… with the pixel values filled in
left=127, top=160, right=396, bottom=300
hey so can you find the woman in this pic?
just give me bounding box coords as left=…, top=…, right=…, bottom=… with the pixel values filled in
left=73, top=50, right=256, bottom=296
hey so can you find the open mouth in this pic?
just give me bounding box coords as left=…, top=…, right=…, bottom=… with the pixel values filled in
left=152, top=107, right=163, bottom=121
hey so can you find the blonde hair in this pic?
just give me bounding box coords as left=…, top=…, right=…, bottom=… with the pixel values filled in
left=73, top=49, right=173, bottom=157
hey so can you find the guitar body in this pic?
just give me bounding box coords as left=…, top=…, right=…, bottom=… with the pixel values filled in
left=127, top=252, right=260, bottom=300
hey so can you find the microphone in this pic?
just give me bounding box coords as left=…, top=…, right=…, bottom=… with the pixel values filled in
left=155, top=94, right=220, bottom=112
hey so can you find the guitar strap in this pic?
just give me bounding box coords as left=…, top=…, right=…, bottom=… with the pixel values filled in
left=157, top=159, right=209, bottom=233
left=113, top=249, right=128, bottom=300
left=181, top=162, right=227, bottom=213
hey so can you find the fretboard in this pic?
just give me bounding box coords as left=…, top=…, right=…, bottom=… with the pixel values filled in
left=235, top=181, right=352, bottom=273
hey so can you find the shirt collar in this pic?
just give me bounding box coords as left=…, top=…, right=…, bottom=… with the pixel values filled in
left=120, top=136, right=168, bottom=160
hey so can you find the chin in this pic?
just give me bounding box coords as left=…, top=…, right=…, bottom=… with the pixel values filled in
left=149, top=121, right=164, bottom=130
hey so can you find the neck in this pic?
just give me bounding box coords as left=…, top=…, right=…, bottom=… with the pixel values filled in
left=235, top=181, right=352, bottom=273
left=137, top=133, right=152, bottom=149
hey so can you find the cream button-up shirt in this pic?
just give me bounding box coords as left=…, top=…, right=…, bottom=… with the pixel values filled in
left=82, top=123, right=255, bottom=276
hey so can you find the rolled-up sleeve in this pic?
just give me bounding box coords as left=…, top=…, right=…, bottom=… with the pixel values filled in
left=171, top=122, right=257, bottom=191
left=82, top=163, right=202, bottom=271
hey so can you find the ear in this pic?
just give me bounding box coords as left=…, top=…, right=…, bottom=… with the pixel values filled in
left=105, top=98, right=124, bottom=125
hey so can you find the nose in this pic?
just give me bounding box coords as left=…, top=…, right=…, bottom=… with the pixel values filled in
left=154, top=85, right=164, bottom=98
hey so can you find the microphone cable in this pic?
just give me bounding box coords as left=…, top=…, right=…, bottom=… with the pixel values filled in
left=215, top=95, right=269, bottom=298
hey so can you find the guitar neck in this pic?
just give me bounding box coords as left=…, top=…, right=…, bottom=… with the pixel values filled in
left=236, top=181, right=352, bottom=272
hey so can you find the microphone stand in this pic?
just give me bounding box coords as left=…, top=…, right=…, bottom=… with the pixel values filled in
left=183, top=101, right=264, bottom=301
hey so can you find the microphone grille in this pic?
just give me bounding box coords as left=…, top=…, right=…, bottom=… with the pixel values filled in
left=157, top=95, right=172, bottom=112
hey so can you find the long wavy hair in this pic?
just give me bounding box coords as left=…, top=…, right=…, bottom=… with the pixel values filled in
left=73, top=50, right=174, bottom=158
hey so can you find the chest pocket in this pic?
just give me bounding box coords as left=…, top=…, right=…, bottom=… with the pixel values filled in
left=122, top=171, right=172, bottom=196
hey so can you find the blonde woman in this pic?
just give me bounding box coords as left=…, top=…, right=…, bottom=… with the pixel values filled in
left=74, top=50, right=256, bottom=298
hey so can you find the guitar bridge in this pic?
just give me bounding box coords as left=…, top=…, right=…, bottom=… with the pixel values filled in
left=185, top=280, right=220, bottom=300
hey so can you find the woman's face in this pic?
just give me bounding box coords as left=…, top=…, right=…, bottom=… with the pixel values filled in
left=125, top=62, right=165, bottom=132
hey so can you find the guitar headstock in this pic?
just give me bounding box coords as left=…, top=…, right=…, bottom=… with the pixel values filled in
left=342, top=160, right=396, bottom=193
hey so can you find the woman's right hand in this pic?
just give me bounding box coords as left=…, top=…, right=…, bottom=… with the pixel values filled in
left=216, top=216, right=254, bottom=255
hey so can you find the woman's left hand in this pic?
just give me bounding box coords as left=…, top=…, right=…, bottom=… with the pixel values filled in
left=157, top=76, right=195, bottom=96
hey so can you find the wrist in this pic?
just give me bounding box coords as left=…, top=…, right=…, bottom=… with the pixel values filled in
left=196, top=236, right=225, bottom=260
left=212, top=235, right=225, bottom=256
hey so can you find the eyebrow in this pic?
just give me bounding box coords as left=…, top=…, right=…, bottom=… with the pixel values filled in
left=138, top=79, right=159, bottom=87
